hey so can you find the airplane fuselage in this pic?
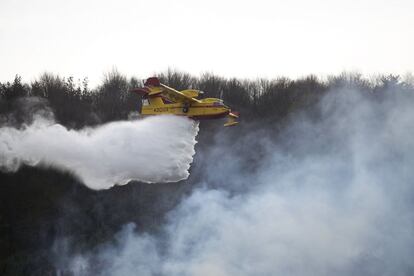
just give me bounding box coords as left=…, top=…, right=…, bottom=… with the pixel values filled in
left=131, top=77, right=238, bottom=126
left=141, top=97, right=230, bottom=120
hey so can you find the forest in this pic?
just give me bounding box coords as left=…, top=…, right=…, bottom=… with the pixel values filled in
left=0, top=70, right=413, bottom=275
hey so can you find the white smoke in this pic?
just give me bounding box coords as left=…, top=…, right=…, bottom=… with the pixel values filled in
left=62, top=88, right=414, bottom=275
left=0, top=115, right=199, bottom=189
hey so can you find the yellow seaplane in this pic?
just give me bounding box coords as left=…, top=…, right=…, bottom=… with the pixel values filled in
left=130, top=77, right=239, bottom=126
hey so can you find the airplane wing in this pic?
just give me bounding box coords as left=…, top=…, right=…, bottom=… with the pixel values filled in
left=131, top=77, right=201, bottom=104
left=130, top=85, right=186, bottom=99
left=130, top=87, right=162, bottom=95
left=160, top=84, right=202, bottom=104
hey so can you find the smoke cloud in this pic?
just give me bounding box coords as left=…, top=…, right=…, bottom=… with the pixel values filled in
left=59, top=88, right=414, bottom=275
left=0, top=115, right=199, bottom=189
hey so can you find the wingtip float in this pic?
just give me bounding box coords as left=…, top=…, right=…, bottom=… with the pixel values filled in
left=130, top=77, right=239, bottom=127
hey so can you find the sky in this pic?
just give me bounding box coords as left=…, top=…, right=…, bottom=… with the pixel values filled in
left=1, top=0, right=413, bottom=87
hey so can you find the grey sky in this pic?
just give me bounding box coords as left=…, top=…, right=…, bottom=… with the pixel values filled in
left=1, top=0, right=413, bottom=87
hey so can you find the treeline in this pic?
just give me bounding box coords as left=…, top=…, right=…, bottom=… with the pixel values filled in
left=1, top=70, right=412, bottom=129
left=1, top=70, right=414, bottom=275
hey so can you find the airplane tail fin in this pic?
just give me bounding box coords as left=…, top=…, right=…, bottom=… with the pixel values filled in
left=224, top=111, right=239, bottom=127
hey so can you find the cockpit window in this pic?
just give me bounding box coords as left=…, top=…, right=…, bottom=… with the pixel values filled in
left=142, top=99, right=150, bottom=106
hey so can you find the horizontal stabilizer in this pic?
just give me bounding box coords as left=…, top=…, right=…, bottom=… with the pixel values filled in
left=224, top=121, right=239, bottom=127
left=224, top=111, right=239, bottom=127
left=229, top=112, right=239, bottom=118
